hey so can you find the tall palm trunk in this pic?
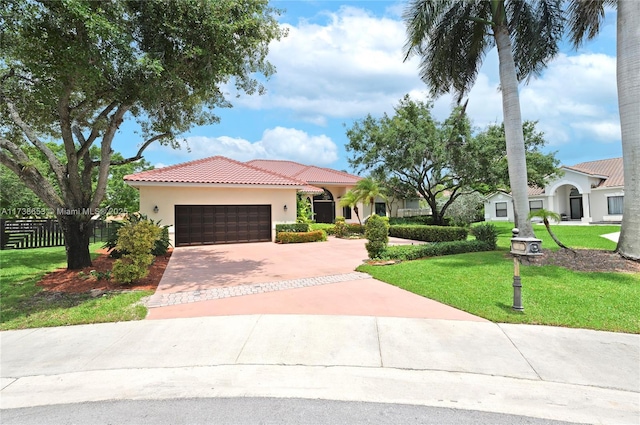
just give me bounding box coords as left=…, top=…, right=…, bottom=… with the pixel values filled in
left=494, top=26, right=534, bottom=238
left=616, top=0, right=640, bottom=260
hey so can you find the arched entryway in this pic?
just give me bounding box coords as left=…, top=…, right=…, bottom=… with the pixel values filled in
left=313, top=188, right=335, bottom=223
left=547, top=182, right=587, bottom=221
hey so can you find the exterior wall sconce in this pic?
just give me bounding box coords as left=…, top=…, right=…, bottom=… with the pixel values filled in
left=283, top=204, right=288, bottom=212
left=153, top=205, right=159, bottom=213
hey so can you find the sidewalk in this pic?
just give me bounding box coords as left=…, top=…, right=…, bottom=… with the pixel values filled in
left=1, top=315, right=638, bottom=424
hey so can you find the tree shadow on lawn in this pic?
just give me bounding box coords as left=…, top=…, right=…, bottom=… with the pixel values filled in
left=1, top=290, right=101, bottom=325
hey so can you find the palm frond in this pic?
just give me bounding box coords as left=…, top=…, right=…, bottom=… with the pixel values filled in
left=404, top=0, right=493, bottom=100
left=508, top=0, right=565, bottom=83
left=566, top=0, right=616, bottom=48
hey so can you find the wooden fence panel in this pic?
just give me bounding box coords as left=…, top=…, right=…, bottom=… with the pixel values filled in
left=0, top=219, right=112, bottom=250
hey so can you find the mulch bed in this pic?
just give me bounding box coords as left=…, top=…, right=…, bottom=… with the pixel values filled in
left=37, top=248, right=172, bottom=293
left=522, top=248, right=640, bottom=274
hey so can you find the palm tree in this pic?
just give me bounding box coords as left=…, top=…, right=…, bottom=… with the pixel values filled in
left=339, top=190, right=362, bottom=225
left=403, top=0, right=564, bottom=238
left=528, top=208, right=574, bottom=252
left=566, top=0, right=639, bottom=260
left=353, top=177, right=385, bottom=218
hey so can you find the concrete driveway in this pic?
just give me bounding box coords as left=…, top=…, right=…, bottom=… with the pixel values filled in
left=145, top=237, right=486, bottom=322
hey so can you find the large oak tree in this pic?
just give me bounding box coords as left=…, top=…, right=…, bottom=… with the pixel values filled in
left=0, top=0, right=285, bottom=268
left=345, top=96, right=558, bottom=226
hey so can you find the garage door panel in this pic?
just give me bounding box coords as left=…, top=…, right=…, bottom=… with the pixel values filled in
left=175, top=205, right=271, bottom=246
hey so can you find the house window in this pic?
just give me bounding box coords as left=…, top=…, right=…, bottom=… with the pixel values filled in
left=375, top=202, right=386, bottom=216
left=495, top=202, right=508, bottom=218
left=529, top=200, right=543, bottom=213
left=342, top=206, right=352, bottom=219
left=607, top=196, right=624, bottom=215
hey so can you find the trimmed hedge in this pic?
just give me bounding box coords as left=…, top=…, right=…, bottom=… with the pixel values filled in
left=276, top=230, right=327, bottom=243
left=275, top=223, right=310, bottom=233
left=383, top=240, right=494, bottom=261
left=309, top=223, right=336, bottom=235
left=389, top=216, right=453, bottom=226
left=389, top=225, right=467, bottom=242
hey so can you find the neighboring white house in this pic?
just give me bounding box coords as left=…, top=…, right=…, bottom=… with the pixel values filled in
left=484, top=157, right=624, bottom=224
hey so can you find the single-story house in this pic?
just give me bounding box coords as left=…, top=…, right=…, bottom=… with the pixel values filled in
left=484, top=157, right=624, bottom=224
left=124, top=156, right=368, bottom=246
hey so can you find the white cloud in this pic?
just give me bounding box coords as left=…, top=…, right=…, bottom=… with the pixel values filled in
left=229, top=6, right=618, bottom=156
left=571, top=121, right=621, bottom=143
left=234, top=6, right=425, bottom=120
left=164, top=127, right=338, bottom=166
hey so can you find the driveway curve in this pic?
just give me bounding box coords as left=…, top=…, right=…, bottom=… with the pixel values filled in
left=145, top=237, right=485, bottom=322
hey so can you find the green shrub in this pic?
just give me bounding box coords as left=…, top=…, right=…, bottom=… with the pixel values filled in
left=365, top=214, right=390, bottom=259
left=104, top=213, right=171, bottom=258
left=471, top=222, right=499, bottom=250
left=333, top=218, right=364, bottom=238
left=309, top=223, right=336, bottom=235
left=111, top=219, right=162, bottom=284
left=275, top=223, right=311, bottom=233
left=276, top=230, right=327, bottom=243
left=383, top=240, right=493, bottom=261
left=334, top=216, right=348, bottom=238
left=389, top=225, right=467, bottom=242
left=388, top=216, right=452, bottom=226
left=346, top=223, right=365, bottom=235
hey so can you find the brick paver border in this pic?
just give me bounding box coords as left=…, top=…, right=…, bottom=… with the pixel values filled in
left=144, top=272, right=371, bottom=308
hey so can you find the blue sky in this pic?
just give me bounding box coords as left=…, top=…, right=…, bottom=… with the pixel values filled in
left=113, top=1, right=620, bottom=174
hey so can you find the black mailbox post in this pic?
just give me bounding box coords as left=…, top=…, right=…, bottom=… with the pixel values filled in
left=509, top=228, right=542, bottom=311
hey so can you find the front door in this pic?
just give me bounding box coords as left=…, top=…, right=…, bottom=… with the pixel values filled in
left=570, top=197, right=583, bottom=220
left=314, top=202, right=335, bottom=223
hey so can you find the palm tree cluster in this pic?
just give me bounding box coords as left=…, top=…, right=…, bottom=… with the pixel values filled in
left=339, top=177, right=385, bottom=225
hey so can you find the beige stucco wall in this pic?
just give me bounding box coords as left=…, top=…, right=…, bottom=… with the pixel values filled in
left=484, top=193, right=515, bottom=222
left=137, top=184, right=298, bottom=245
left=590, top=187, right=624, bottom=222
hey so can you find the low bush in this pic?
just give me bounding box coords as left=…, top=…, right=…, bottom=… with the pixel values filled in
left=389, top=216, right=452, bottom=226
left=333, top=217, right=348, bottom=238
left=471, top=222, right=499, bottom=250
left=275, top=223, right=311, bottom=233
left=111, top=219, right=162, bottom=284
left=276, top=230, right=327, bottom=243
left=309, top=223, right=336, bottom=235
left=104, top=213, right=171, bottom=258
left=383, top=240, right=494, bottom=261
left=334, top=217, right=364, bottom=238
left=365, top=214, right=389, bottom=259
left=389, top=225, right=467, bottom=242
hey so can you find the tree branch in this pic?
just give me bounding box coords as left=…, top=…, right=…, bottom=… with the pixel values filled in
left=0, top=145, right=64, bottom=210
left=75, top=100, right=118, bottom=159
left=4, top=100, right=68, bottom=186
left=108, top=132, right=172, bottom=166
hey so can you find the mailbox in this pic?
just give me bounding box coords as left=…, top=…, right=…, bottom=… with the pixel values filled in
left=510, top=228, right=542, bottom=256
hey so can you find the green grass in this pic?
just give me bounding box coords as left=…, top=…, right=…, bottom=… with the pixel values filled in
left=361, top=223, right=639, bottom=334
left=0, top=244, right=151, bottom=330
left=486, top=221, right=620, bottom=250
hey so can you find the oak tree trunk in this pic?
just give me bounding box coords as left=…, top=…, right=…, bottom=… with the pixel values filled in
left=58, top=214, right=93, bottom=270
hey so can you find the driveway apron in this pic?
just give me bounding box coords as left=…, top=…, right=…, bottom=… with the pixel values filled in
left=145, top=237, right=485, bottom=322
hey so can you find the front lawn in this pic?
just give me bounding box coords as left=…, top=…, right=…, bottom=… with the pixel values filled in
left=0, top=244, right=151, bottom=330
left=360, top=223, right=639, bottom=333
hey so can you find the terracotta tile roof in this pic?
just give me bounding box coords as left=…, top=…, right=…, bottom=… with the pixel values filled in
left=563, top=157, right=623, bottom=188
left=528, top=186, right=545, bottom=196
left=124, top=156, right=306, bottom=186
left=246, top=159, right=361, bottom=185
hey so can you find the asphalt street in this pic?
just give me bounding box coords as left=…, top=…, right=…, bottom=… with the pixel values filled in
left=1, top=397, right=582, bottom=425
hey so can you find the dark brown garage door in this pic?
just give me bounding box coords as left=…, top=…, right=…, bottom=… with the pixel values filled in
left=175, top=205, right=271, bottom=246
